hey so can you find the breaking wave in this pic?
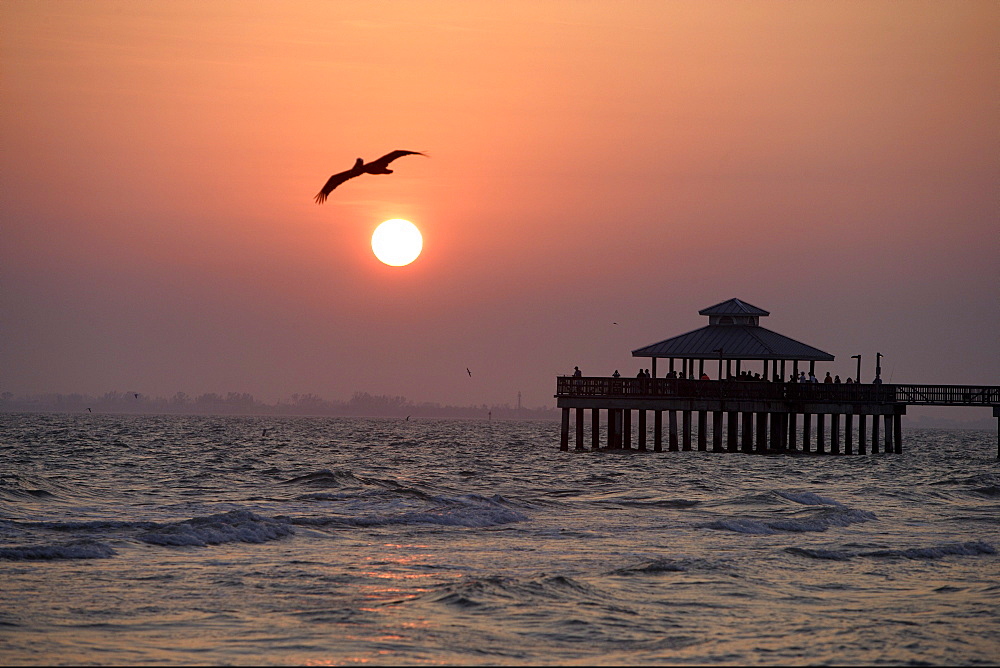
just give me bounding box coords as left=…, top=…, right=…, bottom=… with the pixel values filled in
left=138, top=510, right=293, bottom=546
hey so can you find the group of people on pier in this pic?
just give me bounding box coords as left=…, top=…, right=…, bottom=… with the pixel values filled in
left=578, top=366, right=872, bottom=385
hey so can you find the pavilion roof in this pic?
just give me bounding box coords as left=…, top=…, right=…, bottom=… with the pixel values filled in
left=632, top=298, right=834, bottom=361
left=632, top=325, right=834, bottom=361
left=698, top=298, right=769, bottom=317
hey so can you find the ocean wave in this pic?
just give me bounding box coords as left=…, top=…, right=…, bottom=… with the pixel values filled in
left=289, top=493, right=527, bottom=529
left=601, top=497, right=701, bottom=509
left=776, top=491, right=844, bottom=506
left=860, top=541, right=996, bottom=560
left=138, top=510, right=293, bottom=546
left=610, top=557, right=722, bottom=575
left=787, top=541, right=995, bottom=561
left=784, top=546, right=852, bottom=560
left=280, top=469, right=366, bottom=487
left=703, top=507, right=876, bottom=535
left=0, top=539, right=116, bottom=561
left=419, top=574, right=599, bottom=609
left=19, top=519, right=158, bottom=532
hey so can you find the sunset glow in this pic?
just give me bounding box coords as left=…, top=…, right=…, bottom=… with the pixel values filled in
left=1, top=0, right=996, bottom=416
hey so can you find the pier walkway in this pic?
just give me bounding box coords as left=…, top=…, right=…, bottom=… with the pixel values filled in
left=555, top=378, right=1000, bottom=456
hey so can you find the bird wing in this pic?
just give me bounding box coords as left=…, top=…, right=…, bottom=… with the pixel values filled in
left=314, top=168, right=363, bottom=204
left=366, top=150, right=425, bottom=171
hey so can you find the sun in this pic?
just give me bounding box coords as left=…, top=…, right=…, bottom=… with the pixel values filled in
left=371, top=219, right=422, bottom=266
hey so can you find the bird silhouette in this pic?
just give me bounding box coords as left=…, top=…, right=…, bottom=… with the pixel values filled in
left=467, top=368, right=472, bottom=377
left=314, top=150, right=425, bottom=203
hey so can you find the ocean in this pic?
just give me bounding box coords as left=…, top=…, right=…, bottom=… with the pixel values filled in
left=1, top=412, right=997, bottom=666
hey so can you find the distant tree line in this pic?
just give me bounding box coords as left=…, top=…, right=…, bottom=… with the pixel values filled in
left=0, top=390, right=559, bottom=420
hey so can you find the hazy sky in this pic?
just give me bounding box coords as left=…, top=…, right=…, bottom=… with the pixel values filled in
left=3, top=1, right=997, bottom=419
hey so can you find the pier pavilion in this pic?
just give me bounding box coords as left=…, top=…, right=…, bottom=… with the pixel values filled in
left=556, top=299, right=1000, bottom=456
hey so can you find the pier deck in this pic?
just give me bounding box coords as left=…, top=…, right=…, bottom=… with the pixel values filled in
left=555, top=378, right=1000, bottom=455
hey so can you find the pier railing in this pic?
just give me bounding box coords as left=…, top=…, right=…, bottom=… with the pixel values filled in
left=556, top=377, right=999, bottom=406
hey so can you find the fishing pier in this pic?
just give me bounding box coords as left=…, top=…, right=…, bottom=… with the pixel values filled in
left=555, top=299, right=1000, bottom=456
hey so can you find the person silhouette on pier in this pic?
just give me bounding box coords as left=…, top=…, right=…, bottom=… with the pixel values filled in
left=573, top=366, right=582, bottom=377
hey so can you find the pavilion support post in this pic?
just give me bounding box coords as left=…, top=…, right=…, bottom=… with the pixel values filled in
left=682, top=410, right=692, bottom=451
left=698, top=411, right=708, bottom=451
left=668, top=411, right=679, bottom=451
left=560, top=408, right=570, bottom=451
left=788, top=413, right=798, bottom=451
left=638, top=410, right=647, bottom=451
left=883, top=414, right=892, bottom=453
left=606, top=409, right=615, bottom=450
left=831, top=413, right=841, bottom=454
left=893, top=412, right=902, bottom=454
left=654, top=410, right=663, bottom=452
left=727, top=411, right=739, bottom=452
left=845, top=414, right=854, bottom=455
left=816, top=413, right=826, bottom=454
left=871, top=413, right=880, bottom=454
left=623, top=410, right=632, bottom=450
left=858, top=413, right=867, bottom=455
left=741, top=412, right=753, bottom=453
left=591, top=408, right=600, bottom=451
left=770, top=412, right=782, bottom=451
left=802, top=413, right=812, bottom=453
left=712, top=411, right=724, bottom=452
left=756, top=412, right=768, bottom=452
left=575, top=408, right=585, bottom=450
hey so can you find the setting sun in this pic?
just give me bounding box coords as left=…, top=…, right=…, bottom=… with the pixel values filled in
left=371, top=219, right=422, bottom=266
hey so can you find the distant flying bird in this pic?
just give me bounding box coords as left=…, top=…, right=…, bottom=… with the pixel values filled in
left=467, top=368, right=472, bottom=377
left=86, top=407, right=92, bottom=413
left=314, top=150, right=426, bottom=203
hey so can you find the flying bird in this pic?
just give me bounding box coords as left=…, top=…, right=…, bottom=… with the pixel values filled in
left=314, top=150, right=426, bottom=203
left=467, top=368, right=472, bottom=377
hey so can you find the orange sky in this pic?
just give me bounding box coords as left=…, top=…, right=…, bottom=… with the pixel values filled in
left=2, top=1, right=997, bottom=417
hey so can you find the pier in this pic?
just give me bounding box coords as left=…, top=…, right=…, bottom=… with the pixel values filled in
left=555, top=299, right=1000, bottom=456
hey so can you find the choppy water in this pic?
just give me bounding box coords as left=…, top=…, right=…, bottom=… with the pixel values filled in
left=1, top=412, right=998, bottom=666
